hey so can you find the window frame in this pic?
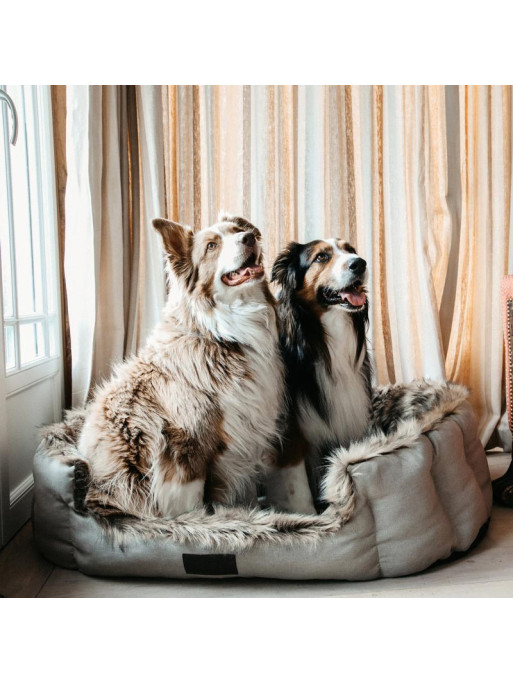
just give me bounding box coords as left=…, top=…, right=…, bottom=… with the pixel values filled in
left=1, top=85, right=61, bottom=378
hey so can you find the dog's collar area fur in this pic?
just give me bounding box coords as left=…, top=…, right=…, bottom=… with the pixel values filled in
left=41, top=379, right=469, bottom=553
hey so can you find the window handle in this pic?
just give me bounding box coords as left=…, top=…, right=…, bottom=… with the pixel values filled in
left=0, top=88, right=18, bottom=145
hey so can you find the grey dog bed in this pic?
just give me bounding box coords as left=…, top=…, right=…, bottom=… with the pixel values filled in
left=32, top=380, right=492, bottom=580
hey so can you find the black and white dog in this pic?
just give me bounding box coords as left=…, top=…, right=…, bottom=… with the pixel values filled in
left=270, top=238, right=372, bottom=509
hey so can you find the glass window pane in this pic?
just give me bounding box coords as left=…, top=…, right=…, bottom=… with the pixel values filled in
left=23, top=86, right=44, bottom=313
left=4, top=324, right=16, bottom=370
left=0, top=95, right=14, bottom=319
left=7, top=85, right=39, bottom=317
left=1, top=86, right=59, bottom=375
left=19, top=321, right=45, bottom=365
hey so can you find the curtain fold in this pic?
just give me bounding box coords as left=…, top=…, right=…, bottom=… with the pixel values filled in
left=63, top=85, right=166, bottom=407
left=57, top=85, right=513, bottom=447
left=445, top=86, right=512, bottom=445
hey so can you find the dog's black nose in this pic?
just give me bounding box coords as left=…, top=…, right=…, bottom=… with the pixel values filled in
left=348, top=257, right=366, bottom=275
left=241, top=231, right=256, bottom=247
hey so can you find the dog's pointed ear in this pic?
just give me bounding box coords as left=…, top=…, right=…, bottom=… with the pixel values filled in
left=271, top=242, right=301, bottom=291
left=153, top=218, right=193, bottom=261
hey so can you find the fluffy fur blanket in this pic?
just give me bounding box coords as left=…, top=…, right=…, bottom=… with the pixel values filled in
left=41, top=379, right=469, bottom=552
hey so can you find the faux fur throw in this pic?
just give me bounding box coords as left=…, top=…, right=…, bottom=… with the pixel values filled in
left=41, top=379, right=469, bottom=552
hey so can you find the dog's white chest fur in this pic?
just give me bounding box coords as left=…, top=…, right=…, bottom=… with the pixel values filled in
left=299, top=308, right=370, bottom=452
left=213, top=300, right=284, bottom=502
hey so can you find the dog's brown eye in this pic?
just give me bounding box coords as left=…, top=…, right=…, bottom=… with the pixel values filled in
left=206, top=242, right=218, bottom=251
left=314, top=252, right=330, bottom=263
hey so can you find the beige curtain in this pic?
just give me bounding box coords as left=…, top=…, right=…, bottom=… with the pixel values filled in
left=63, top=85, right=167, bottom=407
left=445, top=86, right=512, bottom=445
left=58, top=85, right=512, bottom=447
left=162, top=85, right=512, bottom=447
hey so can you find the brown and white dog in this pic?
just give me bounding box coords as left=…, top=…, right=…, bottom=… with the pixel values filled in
left=78, top=213, right=309, bottom=518
left=270, top=238, right=372, bottom=509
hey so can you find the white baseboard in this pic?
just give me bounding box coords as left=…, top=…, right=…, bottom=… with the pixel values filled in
left=10, top=473, right=34, bottom=508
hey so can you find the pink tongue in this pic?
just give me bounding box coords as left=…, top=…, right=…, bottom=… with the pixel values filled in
left=341, top=290, right=366, bottom=306
left=230, top=263, right=263, bottom=280
left=243, top=264, right=263, bottom=276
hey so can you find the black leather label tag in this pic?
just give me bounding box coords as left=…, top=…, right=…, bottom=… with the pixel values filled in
left=182, top=553, right=238, bottom=576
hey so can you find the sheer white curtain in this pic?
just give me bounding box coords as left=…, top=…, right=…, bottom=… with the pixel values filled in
left=64, top=85, right=166, bottom=406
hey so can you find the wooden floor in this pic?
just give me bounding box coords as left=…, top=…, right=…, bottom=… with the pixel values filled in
left=1, top=454, right=512, bottom=598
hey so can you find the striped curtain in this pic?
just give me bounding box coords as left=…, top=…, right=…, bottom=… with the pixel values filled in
left=58, top=85, right=513, bottom=447
left=161, top=85, right=512, bottom=446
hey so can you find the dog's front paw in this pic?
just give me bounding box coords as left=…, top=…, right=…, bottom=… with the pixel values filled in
left=157, top=479, right=205, bottom=518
